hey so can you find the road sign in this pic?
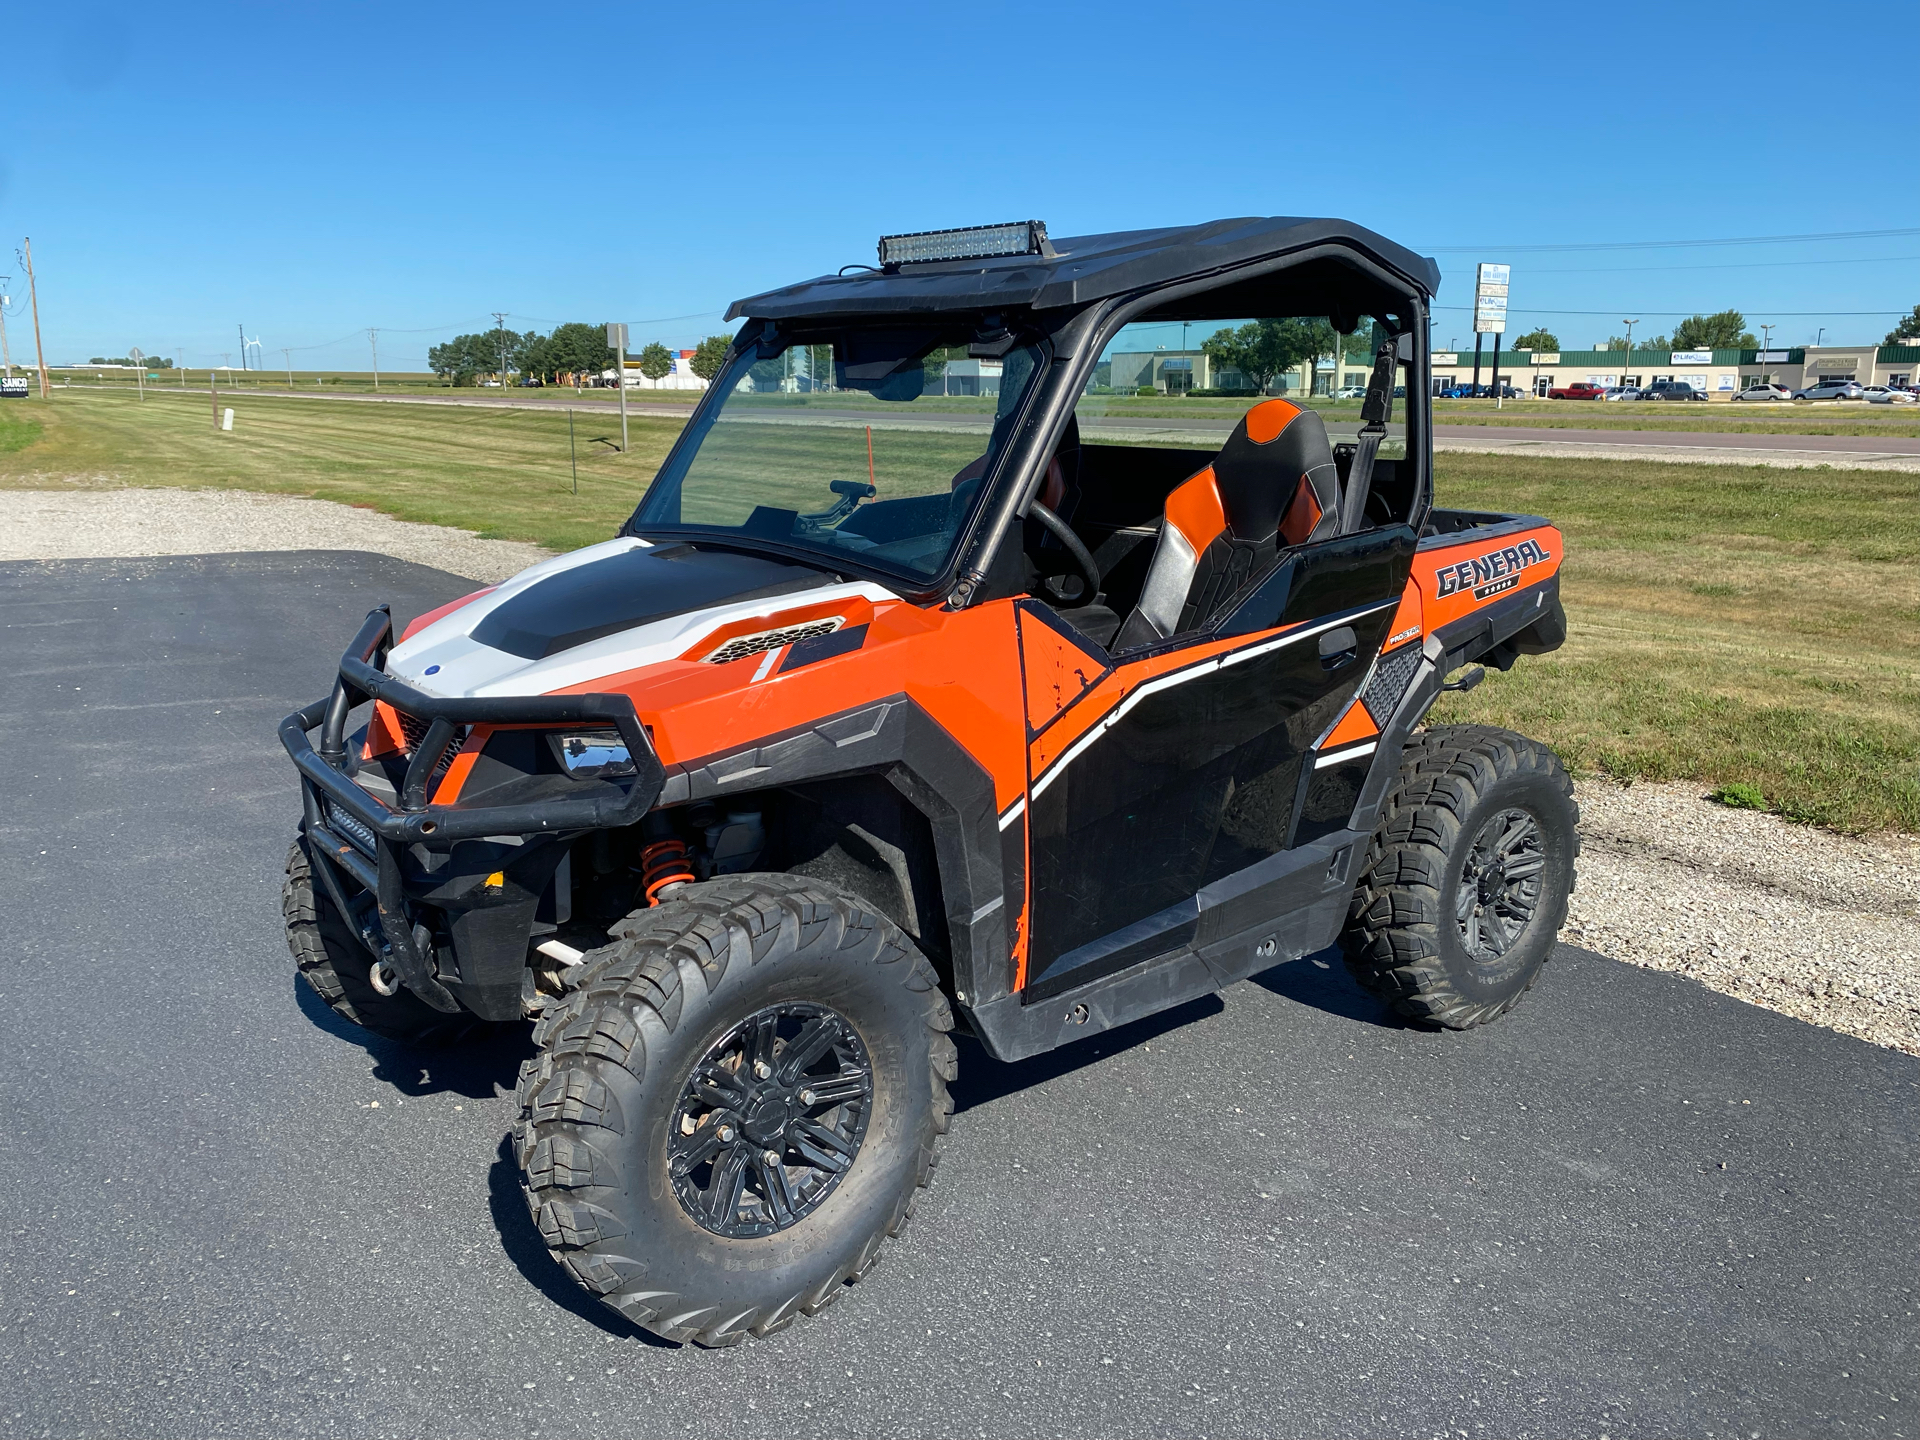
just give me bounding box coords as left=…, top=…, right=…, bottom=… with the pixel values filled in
left=1473, top=262, right=1511, bottom=335
left=606, top=323, right=629, bottom=350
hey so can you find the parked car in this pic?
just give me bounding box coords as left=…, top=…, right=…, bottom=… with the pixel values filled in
left=1603, top=386, right=1641, bottom=401
left=1863, top=385, right=1918, bottom=405
left=1333, top=385, right=1367, bottom=400
left=1641, top=380, right=1706, bottom=402
left=1547, top=382, right=1608, bottom=400
left=1733, top=382, right=1793, bottom=402
left=1794, top=380, right=1865, bottom=401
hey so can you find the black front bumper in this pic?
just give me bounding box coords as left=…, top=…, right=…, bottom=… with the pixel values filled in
left=281, top=606, right=665, bottom=1016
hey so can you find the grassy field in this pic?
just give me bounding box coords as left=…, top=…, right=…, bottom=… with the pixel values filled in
left=3, top=387, right=1915, bottom=831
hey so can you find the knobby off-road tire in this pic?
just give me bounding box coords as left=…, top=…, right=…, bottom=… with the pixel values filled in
left=283, top=836, right=489, bottom=1046
left=1342, top=725, right=1579, bottom=1029
left=514, top=874, right=956, bottom=1347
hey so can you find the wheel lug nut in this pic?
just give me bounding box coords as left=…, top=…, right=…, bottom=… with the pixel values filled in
left=717, top=1124, right=736, bottom=1143
left=798, top=1088, right=815, bottom=1105
left=752, top=1060, right=772, bottom=1080
left=762, top=1149, right=781, bottom=1167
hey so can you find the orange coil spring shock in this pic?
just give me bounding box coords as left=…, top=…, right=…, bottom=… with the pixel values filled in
left=641, top=838, right=696, bottom=906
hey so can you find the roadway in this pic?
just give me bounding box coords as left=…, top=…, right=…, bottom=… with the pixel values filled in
left=1, top=549, right=1914, bottom=1438
left=56, top=383, right=1920, bottom=468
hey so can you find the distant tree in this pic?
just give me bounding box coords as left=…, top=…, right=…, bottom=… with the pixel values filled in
left=689, top=334, right=733, bottom=382
left=1884, top=304, right=1920, bottom=345
left=1602, top=334, right=1670, bottom=353
left=1512, top=328, right=1560, bottom=351
left=544, top=322, right=614, bottom=388
left=1671, top=311, right=1758, bottom=351
left=1201, top=318, right=1333, bottom=394
left=638, top=341, right=673, bottom=380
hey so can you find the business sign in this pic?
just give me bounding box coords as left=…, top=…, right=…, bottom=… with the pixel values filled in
left=0, top=376, right=29, bottom=398
left=1528, top=352, right=1561, bottom=364
left=1671, top=349, right=1712, bottom=365
left=1432, top=353, right=1458, bottom=365
left=1473, top=262, right=1510, bottom=335
left=1815, top=356, right=1864, bottom=371
left=1755, top=350, right=1789, bottom=363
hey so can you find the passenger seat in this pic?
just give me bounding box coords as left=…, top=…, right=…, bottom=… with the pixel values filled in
left=1112, top=399, right=1340, bottom=650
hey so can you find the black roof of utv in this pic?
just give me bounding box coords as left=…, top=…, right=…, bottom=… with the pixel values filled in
left=726, top=216, right=1442, bottom=323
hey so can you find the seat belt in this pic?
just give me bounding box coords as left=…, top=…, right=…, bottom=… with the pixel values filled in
left=1338, top=336, right=1400, bottom=534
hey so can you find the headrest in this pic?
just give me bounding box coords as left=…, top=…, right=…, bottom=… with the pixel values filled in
left=1209, top=399, right=1337, bottom=544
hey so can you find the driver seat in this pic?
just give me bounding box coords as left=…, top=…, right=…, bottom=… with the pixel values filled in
left=1112, top=399, right=1340, bottom=650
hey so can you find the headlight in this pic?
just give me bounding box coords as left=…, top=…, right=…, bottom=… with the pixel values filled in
left=551, top=730, right=636, bottom=779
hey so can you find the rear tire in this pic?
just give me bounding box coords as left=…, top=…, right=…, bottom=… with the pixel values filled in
left=514, top=874, right=956, bottom=1347
left=283, top=836, right=490, bottom=1046
left=1341, top=726, right=1579, bottom=1029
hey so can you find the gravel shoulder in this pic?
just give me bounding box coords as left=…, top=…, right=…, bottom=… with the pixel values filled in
left=0, top=487, right=552, bottom=581
left=5, top=487, right=1914, bottom=1054
left=1566, top=778, right=1920, bottom=1055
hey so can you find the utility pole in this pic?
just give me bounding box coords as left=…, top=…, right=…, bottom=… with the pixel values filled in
left=177, top=349, right=185, bottom=388
left=131, top=347, right=145, bottom=401
left=607, top=322, right=629, bottom=453
left=1621, top=319, right=1637, bottom=388
left=283, top=347, right=293, bottom=389
left=0, top=276, right=12, bottom=376
left=238, top=323, right=247, bottom=372
left=24, top=237, right=50, bottom=398
left=211, top=363, right=221, bottom=430
left=368, top=328, right=379, bottom=391
left=493, top=311, right=510, bottom=388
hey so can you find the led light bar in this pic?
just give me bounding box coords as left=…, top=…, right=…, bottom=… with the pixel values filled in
left=878, top=221, right=1052, bottom=267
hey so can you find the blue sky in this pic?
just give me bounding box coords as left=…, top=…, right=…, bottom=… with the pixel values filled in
left=3, top=3, right=1913, bottom=369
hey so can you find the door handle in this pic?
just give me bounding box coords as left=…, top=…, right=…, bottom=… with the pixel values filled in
left=1318, top=626, right=1358, bottom=670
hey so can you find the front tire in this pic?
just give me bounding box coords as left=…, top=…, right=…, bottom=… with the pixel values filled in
left=514, top=875, right=956, bottom=1347
left=283, top=836, right=489, bottom=1046
left=1341, top=726, right=1579, bottom=1028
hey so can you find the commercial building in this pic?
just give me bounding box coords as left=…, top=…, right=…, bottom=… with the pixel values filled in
left=1431, top=343, right=1919, bottom=399
left=1105, top=346, right=1369, bottom=397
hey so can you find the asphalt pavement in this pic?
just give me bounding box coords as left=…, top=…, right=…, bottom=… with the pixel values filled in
left=1, top=551, right=1914, bottom=1439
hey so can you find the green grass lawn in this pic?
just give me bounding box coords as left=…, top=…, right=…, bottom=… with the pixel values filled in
left=4, top=388, right=1915, bottom=831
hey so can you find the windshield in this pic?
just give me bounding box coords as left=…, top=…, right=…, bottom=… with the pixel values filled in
left=628, top=326, right=1047, bottom=581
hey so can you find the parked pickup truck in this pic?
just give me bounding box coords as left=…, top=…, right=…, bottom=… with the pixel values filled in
left=1547, top=382, right=1607, bottom=400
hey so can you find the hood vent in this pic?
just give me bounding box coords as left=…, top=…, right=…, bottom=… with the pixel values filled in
left=705, top=617, right=843, bottom=664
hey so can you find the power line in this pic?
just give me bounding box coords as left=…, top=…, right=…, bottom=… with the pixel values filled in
left=1434, top=306, right=1907, bottom=317
left=1515, top=254, right=1920, bottom=276
left=1421, top=226, right=1920, bottom=254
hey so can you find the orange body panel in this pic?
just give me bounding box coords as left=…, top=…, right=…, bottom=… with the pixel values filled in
left=543, top=598, right=1031, bottom=812
left=1323, top=696, right=1381, bottom=748
left=1416, top=525, right=1562, bottom=634
left=1017, top=609, right=1106, bottom=729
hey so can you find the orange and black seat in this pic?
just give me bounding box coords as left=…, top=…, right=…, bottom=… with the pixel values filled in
left=1112, top=398, right=1340, bottom=650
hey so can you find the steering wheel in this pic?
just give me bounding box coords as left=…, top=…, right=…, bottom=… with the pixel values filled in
left=1028, top=502, right=1101, bottom=605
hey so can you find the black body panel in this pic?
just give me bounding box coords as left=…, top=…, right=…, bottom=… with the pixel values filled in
left=470, top=544, right=829, bottom=660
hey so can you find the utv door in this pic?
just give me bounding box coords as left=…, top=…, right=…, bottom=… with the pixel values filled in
left=1017, top=524, right=1415, bottom=1003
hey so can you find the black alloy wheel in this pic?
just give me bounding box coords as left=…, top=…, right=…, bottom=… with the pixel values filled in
left=1455, top=807, right=1547, bottom=976
left=1341, top=725, right=1579, bottom=1030
left=670, top=1003, right=874, bottom=1239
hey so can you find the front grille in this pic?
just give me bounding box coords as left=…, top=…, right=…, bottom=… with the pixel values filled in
left=324, top=799, right=379, bottom=856
left=396, top=710, right=431, bottom=753
left=1363, top=641, right=1423, bottom=725
left=705, top=617, right=842, bottom=664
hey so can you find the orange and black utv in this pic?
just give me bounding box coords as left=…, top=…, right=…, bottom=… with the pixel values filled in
left=281, top=216, right=1576, bottom=1346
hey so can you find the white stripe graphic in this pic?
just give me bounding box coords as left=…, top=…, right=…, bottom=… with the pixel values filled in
left=997, top=796, right=1027, bottom=831
left=1028, top=602, right=1396, bottom=800
left=1314, top=740, right=1377, bottom=769
left=751, top=646, right=784, bottom=682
